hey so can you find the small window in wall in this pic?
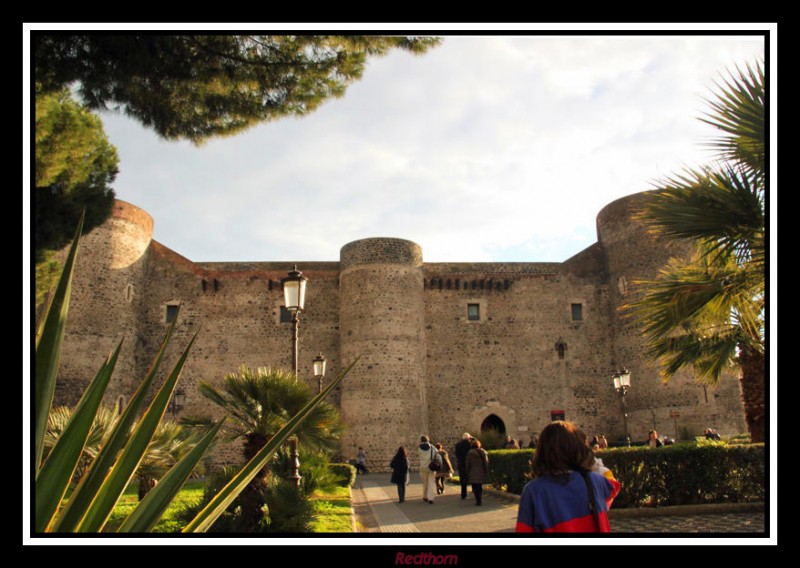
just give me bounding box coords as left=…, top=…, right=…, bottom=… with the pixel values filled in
left=125, top=283, right=135, bottom=303
left=571, top=303, right=583, bottom=321
left=280, top=306, right=294, bottom=323
left=467, top=303, right=480, bottom=321
left=555, top=338, right=567, bottom=360
left=165, top=304, right=179, bottom=324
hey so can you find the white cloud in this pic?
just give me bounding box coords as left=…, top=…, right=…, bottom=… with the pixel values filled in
left=99, top=34, right=765, bottom=264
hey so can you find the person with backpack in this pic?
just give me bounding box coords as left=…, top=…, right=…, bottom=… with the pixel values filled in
left=516, top=421, right=621, bottom=533
left=418, top=435, right=440, bottom=504
left=434, top=442, right=454, bottom=495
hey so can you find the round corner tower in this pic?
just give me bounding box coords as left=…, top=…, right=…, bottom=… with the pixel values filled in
left=56, top=200, right=154, bottom=406
left=338, top=238, right=426, bottom=471
left=596, top=191, right=746, bottom=440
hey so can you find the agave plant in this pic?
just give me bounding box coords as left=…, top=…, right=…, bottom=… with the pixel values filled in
left=33, top=215, right=356, bottom=533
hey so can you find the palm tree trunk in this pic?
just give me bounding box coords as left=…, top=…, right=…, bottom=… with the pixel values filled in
left=739, top=345, right=765, bottom=443
left=138, top=476, right=156, bottom=501
left=241, top=432, right=270, bottom=530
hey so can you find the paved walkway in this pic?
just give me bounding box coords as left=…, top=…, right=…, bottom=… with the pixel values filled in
left=351, top=473, right=767, bottom=535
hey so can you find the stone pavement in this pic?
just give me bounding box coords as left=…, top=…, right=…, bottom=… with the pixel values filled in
left=351, top=473, right=767, bottom=536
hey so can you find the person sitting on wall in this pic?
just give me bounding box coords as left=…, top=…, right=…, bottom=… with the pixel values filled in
left=647, top=430, right=663, bottom=448
left=355, top=447, right=368, bottom=474
left=503, top=435, right=520, bottom=449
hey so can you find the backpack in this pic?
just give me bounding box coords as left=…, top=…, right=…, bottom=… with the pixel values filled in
left=428, top=447, right=443, bottom=471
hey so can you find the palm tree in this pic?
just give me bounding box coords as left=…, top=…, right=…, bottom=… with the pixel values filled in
left=135, top=420, right=200, bottom=500
left=198, top=365, right=345, bottom=529
left=44, top=404, right=121, bottom=482
left=626, top=60, right=765, bottom=442
left=44, top=405, right=199, bottom=497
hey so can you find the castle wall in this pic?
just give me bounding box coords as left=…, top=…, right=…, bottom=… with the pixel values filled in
left=52, top=192, right=749, bottom=474
left=597, top=193, right=746, bottom=441
left=423, top=263, right=616, bottom=454
left=55, top=201, right=152, bottom=407
left=338, top=238, right=427, bottom=469
left=132, top=249, right=342, bottom=468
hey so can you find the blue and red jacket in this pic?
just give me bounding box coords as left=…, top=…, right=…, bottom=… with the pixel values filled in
left=515, top=470, right=621, bottom=533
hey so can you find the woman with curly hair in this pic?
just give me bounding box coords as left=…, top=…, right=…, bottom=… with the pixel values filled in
left=516, top=421, right=621, bottom=533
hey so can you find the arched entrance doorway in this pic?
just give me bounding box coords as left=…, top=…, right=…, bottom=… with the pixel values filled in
left=481, top=414, right=506, bottom=435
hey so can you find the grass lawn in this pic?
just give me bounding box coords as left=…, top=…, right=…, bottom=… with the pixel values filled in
left=103, top=479, right=204, bottom=533
left=103, top=480, right=352, bottom=533
left=309, top=485, right=352, bottom=533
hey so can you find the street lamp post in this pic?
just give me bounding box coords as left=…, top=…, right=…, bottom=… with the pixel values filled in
left=282, top=266, right=308, bottom=486
left=612, top=369, right=632, bottom=446
left=313, top=353, right=327, bottom=394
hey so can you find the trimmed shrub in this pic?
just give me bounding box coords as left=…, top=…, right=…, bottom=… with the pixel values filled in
left=600, top=443, right=765, bottom=508
left=487, top=449, right=534, bottom=494
left=478, top=429, right=506, bottom=450
left=329, top=463, right=357, bottom=487
left=488, top=444, right=764, bottom=508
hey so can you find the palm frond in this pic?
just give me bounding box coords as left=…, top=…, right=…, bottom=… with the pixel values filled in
left=199, top=365, right=345, bottom=453
left=640, top=164, right=764, bottom=271
left=700, top=60, right=765, bottom=174
left=625, top=249, right=751, bottom=338
left=648, top=330, right=740, bottom=385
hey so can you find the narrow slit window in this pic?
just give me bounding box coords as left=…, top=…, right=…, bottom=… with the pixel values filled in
left=280, top=306, right=294, bottom=323
left=467, top=303, right=480, bottom=321
left=571, top=303, right=583, bottom=321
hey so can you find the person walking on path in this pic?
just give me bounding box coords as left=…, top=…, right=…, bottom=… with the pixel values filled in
left=454, top=433, right=472, bottom=500
left=464, top=438, right=490, bottom=506
left=516, top=421, right=621, bottom=533
left=418, top=436, right=438, bottom=504
left=434, top=443, right=454, bottom=495
left=389, top=446, right=410, bottom=503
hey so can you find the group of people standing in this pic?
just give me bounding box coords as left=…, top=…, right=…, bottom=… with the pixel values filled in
left=384, top=420, right=622, bottom=533
left=388, top=433, right=490, bottom=506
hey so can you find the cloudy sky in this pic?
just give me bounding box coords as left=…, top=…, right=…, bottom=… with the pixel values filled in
left=81, top=33, right=765, bottom=265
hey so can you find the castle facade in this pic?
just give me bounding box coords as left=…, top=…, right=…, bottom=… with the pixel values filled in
left=53, top=192, right=747, bottom=470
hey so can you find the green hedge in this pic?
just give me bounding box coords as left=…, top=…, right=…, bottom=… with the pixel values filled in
left=488, top=444, right=765, bottom=508
left=487, top=449, right=534, bottom=494
left=329, top=463, right=357, bottom=487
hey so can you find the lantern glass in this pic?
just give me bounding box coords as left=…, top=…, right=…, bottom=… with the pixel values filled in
left=619, top=370, right=631, bottom=388
left=313, top=354, right=327, bottom=378
left=613, top=375, right=622, bottom=390
left=282, top=267, right=308, bottom=311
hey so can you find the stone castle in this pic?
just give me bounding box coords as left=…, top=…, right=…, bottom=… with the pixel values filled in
left=53, top=192, right=746, bottom=470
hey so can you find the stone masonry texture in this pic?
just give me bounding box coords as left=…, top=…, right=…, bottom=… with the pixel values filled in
left=52, top=194, right=747, bottom=472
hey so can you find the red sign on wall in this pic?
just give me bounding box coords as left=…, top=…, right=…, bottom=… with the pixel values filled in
left=550, top=410, right=565, bottom=421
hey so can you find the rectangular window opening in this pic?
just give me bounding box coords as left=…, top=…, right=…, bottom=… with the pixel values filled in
left=571, top=303, right=583, bottom=321
left=165, top=304, right=179, bottom=324
left=467, top=303, right=480, bottom=321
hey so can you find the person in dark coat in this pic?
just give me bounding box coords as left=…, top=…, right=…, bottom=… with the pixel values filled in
left=389, top=446, right=410, bottom=503
left=464, top=438, right=490, bottom=506
left=454, top=432, right=473, bottom=500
